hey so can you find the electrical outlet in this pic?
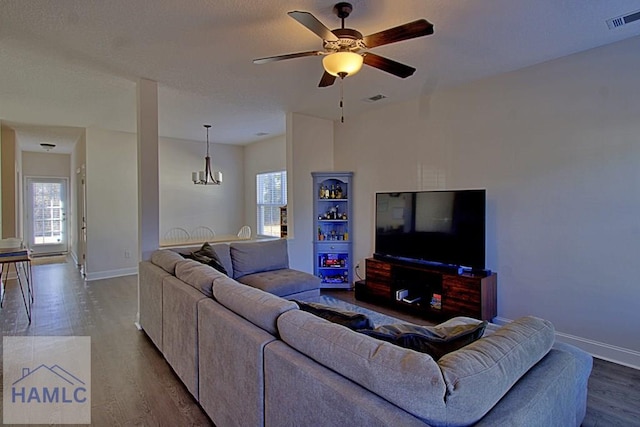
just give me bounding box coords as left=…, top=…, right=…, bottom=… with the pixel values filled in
left=124, top=250, right=131, bottom=259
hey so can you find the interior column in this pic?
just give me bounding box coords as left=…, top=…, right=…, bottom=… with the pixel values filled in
left=136, top=78, right=160, bottom=327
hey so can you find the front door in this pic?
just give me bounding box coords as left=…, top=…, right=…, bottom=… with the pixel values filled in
left=25, top=177, right=69, bottom=255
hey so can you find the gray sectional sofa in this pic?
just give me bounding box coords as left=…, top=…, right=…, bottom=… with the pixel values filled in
left=139, top=238, right=593, bottom=427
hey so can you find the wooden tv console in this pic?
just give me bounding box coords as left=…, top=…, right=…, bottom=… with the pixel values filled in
left=357, top=258, right=497, bottom=321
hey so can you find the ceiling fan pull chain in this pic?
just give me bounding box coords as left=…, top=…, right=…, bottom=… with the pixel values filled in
left=340, top=77, right=345, bottom=123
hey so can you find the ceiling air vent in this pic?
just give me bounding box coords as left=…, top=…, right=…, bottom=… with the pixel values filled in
left=606, top=9, right=640, bottom=29
left=363, top=94, right=387, bottom=103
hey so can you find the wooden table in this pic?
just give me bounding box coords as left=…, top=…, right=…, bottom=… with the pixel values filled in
left=0, top=248, right=33, bottom=323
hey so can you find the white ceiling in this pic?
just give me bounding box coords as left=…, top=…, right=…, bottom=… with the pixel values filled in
left=2, top=1, right=640, bottom=152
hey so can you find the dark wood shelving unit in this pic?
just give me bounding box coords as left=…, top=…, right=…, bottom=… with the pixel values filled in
left=357, top=257, right=497, bottom=321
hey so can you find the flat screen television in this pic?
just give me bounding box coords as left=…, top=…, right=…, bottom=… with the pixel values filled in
left=375, top=189, right=486, bottom=270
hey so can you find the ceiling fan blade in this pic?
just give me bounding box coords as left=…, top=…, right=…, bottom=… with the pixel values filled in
left=363, top=19, right=434, bottom=48
left=318, top=71, right=337, bottom=87
left=363, top=53, right=416, bottom=78
left=253, top=51, right=324, bottom=64
left=288, top=11, right=339, bottom=41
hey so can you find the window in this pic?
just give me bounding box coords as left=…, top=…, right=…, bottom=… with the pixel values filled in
left=257, top=171, right=287, bottom=237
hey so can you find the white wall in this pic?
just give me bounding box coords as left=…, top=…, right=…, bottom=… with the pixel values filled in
left=80, top=127, right=244, bottom=280
left=159, top=135, right=244, bottom=238
left=287, top=113, right=334, bottom=272
left=243, top=134, right=286, bottom=233
left=85, top=127, right=138, bottom=280
left=333, top=36, right=640, bottom=366
left=1, top=126, right=18, bottom=238
left=22, top=152, right=70, bottom=177
left=0, top=126, right=2, bottom=236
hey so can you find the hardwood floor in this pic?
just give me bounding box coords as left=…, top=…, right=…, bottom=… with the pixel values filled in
left=0, top=260, right=637, bottom=426
left=0, top=257, right=212, bottom=427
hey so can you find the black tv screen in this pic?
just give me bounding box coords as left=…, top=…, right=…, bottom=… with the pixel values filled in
left=375, top=189, right=486, bottom=270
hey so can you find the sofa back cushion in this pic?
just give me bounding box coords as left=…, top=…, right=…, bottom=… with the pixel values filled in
left=277, top=310, right=447, bottom=421
left=230, top=239, right=289, bottom=279
left=437, top=316, right=555, bottom=426
left=175, top=259, right=227, bottom=297
left=151, top=249, right=185, bottom=274
left=212, top=277, right=297, bottom=335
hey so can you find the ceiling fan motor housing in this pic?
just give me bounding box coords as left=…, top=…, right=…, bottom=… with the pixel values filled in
left=324, top=28, right=365, bottom=52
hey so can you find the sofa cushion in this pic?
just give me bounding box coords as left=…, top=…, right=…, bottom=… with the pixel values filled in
left=151, top=249, right=185, bottom=274
left=174, top=259, right=227, bottom=297
left=358, top=320, right=487, bottom=360
left=230, top=239, right=289, bottom=279
left=293, top=300, right=374, bottom=331
left=212, top=276, right=298, bottom=335
left=277, top=310, right=447, bottom=422
left=184, top=242, right=228, bottom=275
left=237, top=269, right=320, bottom=297
left=436, top=316, right=556, bottom=426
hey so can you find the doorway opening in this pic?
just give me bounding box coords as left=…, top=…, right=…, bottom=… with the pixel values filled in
left=25, top=178, right=69, bottom=256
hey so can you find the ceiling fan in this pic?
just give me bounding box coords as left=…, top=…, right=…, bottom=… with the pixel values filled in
left=253, top=2, right=434, bottom=87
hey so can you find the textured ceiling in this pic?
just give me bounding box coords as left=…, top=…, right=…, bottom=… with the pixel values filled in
left=2, top=0, right=640, bottom=152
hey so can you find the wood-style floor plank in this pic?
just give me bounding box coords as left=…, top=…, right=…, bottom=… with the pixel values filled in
left=0, top=258, right=213, bottom=427
left=1, top=260, right=638, bottom=426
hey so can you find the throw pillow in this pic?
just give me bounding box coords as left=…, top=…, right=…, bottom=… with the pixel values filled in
left=184, top=243, right=228, bottom=275
left=293, top=300, right=374, bottom=331
left=359, top=321, right=487, bottom=360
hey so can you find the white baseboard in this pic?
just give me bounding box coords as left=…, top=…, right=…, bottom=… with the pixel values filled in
left=494, top=316, right=640, bottom=370
left=85, top=267, right=138, bottom=281
left=555, top=331, right=640, bottom=370
left=69, top=251, right=79, bottom=266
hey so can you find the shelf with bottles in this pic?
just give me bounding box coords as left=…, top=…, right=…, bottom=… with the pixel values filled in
left=317, top=224, right=349, bottom=242
left=317, top=204, right=348, bottom=221
left=317, top=180, right=348, bottom=200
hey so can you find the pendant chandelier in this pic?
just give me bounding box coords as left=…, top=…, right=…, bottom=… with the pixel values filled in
left=192, top=124, right=222, bottom=185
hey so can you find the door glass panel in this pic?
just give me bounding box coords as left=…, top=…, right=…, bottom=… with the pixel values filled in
left=25, top=178, right=68, bottom=255
left=30, top=181, right=65, bottom=248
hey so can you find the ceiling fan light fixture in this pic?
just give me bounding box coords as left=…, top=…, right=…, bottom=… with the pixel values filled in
left=322, top=52, right=363, bottom=77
